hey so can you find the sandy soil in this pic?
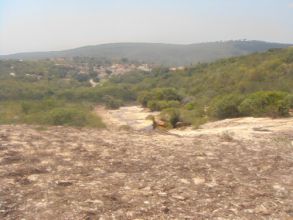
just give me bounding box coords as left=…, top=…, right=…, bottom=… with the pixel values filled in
left=96, top=106, right=159, bottom=131
left=171, top=117, right=293, bottom=139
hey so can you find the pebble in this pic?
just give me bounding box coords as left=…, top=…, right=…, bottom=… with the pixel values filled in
left=255, top=205, right=269, bottom=215
left=172, top=195, right=186, bottom=200
left=180, top=179, right=190, bottom=184
left=193, top=177, right=205, bottom=185
left=158, top=192, right=167, bottom=197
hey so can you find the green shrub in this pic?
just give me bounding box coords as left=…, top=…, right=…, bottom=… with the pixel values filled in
left=103, top=95, right=123, bottom=109
left=137, top=91, right=152, bottom=107
left=179, top=107, right=205, bottom=124
left=0, top=102, right=23, bottom=124
left=184, top=102, right=196, bottom=110
left=45, top=108, right=87, bottom=126
left=0, top=100, right=105, bottom=128
left=209, top=94, right=244, bottom=119
left=21, top=99, right=63, bottom=114
left=137, top=88, right=182, bottom=108
left=284, top=94, right=293, bottom=108
left=26, top=107, right=104, bottom=128
left=160, top=108, right=180, bottom=128
left=239, top=91, right=289, bottom=117
left=21, top=102, right=31, bottom=114
left=58, top=85, right=135, bottom=104
left=147, top=100, right=180, bottom=111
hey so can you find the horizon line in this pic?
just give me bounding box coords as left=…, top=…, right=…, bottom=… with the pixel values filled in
left=1, top=39, right=293, bottom=56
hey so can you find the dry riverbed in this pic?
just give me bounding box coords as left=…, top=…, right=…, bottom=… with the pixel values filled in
left=0, top=106, right=293, bottom=219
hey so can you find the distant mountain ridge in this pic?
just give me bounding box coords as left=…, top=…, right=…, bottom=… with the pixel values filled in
left=1, top=41, right=292, bottom=66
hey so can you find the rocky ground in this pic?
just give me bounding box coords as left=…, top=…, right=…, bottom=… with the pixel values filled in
left=0, top=120, right=292, bottom=219
left=171, top=117, right=293, bottom=139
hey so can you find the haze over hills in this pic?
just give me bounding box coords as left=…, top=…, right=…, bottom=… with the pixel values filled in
left=1, top=40, right=292, bottom=66
left=2, top=0, right=293, bottom=218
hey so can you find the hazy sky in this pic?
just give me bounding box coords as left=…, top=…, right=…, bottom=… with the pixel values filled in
left=0, top=0, right=293, bottom=55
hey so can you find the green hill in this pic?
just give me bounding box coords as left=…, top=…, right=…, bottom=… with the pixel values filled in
left=1, top=41, right=291, bottom=66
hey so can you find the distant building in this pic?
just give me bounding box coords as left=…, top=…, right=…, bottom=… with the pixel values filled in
left=138, top=64, right=152, bottom=72
left=169, top=66, right=186, bottom=71
left=177, top=66, right=186, bottom=71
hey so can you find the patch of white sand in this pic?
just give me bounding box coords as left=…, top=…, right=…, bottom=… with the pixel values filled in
left=170, top=117, right=293, bottom=139
left=97, top=106, right=293, bottom=139
left=96, top=106, right=159, bottom=130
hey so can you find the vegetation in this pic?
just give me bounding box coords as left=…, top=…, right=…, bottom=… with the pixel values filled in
left=0, top=99, right=104, bottom=128
left=111, top=48, right=293, bottom=127
left=102, top=95, right=123, bottom=109
left=138, top=88, right=182, bottom=111
left=238, top=91, right=289, bottom=117
left=209, top=91, right=291, bottom=119
left=209, top=94, right=244, bottom=119
left=0, top=47, right=293, bottom=128
left=159, top=108, right=181, bottom=128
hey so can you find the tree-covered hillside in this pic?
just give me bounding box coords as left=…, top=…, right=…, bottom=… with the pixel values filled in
left=113, top=48, right=293, bottom=101
left=0, top=47, right=293, bottom=128
left=1, top=41, right=291, bottom=66
left=110, top=48, right=293, bottom=127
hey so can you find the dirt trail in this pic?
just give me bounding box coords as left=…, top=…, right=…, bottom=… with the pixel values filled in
left=96, top=106, right=159, bottom=131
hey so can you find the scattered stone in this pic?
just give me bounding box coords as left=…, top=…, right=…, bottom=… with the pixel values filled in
left=0, top=124, right=292, bottom=219
left=85, top=199, right=104, bottom=206
left=55, top=180, right=73, bottom=187
left=27, top=174, right=38, bottom=181
left=172, top=194, right=186, bottom=200
left=255, top=204, right=270, bottom=215
left=158, top=192, right=167, bottom=197
left=193, top=177, right=205, bottom=185
left=180, top=179, right=190, bottom=184
left=162, top=206, right=170, bottom=213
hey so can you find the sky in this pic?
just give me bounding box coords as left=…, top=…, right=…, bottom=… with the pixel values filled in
left=0, top=0, right=293, bottom=55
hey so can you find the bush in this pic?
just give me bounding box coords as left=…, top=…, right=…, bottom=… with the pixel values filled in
left=284, top=94, right=293, bottom=109
left=58, top=85, right=135, bottom=104
left=209, top=94, right=244, bottom=119
left=239, top=91, right=289, bottom=117
left=137, top=88, right=182, bottom=108
left=147, top=100, right=180, bottom=111
left=159, top=108, right=180, bottom=128
left=21, top=102, right=31, bottom=114
left=179, top=108, right=205, bottom=126
left=137, top=91, right=152, bottom=107
left=27, top=106, right=104, bottom=128
left=45, top=108, right=86, bottom=126
left=21, top=99, right=63, bottom=114
left=0, top=100, right=105, bottom=128
left=103, top=95, right=123, bottom=109
left=184, top=102, right=196, bottom=110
